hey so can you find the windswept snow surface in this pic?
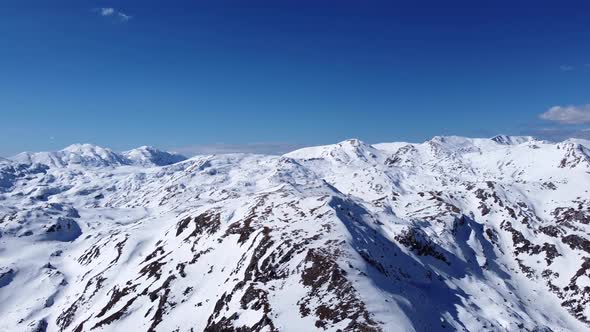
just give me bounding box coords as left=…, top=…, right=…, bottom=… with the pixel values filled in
left=1, top=137, right=589, bottom=332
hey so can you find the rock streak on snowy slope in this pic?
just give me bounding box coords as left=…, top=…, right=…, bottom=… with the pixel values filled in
left=0, top=136, right=589, bottom=332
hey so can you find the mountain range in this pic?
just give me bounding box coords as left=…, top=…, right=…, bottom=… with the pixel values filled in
left=1, top=135, right=589, bottom=332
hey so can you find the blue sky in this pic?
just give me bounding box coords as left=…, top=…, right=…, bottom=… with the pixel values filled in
left=1, top=0, right=590, bottom=155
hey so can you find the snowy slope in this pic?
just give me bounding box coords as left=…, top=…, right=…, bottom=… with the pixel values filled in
left=0, top=136, right=589, bottom=332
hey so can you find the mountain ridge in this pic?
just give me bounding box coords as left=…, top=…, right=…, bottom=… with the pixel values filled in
left=9, top=144, right=187, bottom=168
left=4, top=135, right=565, bottom=163
left=0, top=135, right=589, bottom=332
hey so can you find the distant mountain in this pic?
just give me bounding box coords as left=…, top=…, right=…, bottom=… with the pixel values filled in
left=123, top=146, right=187, bottom=166
left=11, top=144, right=128, bottom=168
left=285, top=138, right=380, bottom=164
left=0, top=136, right=589, bottom=332
left=491, top=134, right=537, bottom=145
left=9, top=144, right=186, bottom=168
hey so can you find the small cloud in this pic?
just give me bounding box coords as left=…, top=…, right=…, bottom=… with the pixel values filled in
left=96, top=7, right=132, bottom=22
left=539, top=104, right=590, bottom=124
left=100, top=7, right=115, bottom=16
left=117, top=12, right=131, bottom=22
left=172, top=143, right=307, bottom=156
left=560, top=65, right=574, bottom=71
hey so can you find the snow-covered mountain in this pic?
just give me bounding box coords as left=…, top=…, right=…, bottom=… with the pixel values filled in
left=490, top=134, right=536, bottom=145
left=1, top=136, right=589, bottom=332
left=122, top=146, right=187, bottom=166
left=10, top=144, right=187, bottom=168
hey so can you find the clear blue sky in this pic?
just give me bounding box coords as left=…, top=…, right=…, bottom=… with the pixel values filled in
left=1, top=0, right=589, bottom=155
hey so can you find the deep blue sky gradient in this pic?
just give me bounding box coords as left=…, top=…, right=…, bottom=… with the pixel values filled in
left=1, top=1, right=589, bottom=155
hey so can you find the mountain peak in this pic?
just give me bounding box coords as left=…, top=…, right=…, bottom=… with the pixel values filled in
left=9, top=144, right=186, bottom=168
left=123, top=146, right=187, bottom=166
left=490, top=135, right=536, bottom=145
left=286, top=138, right=378, bottom=164
left=60, top=144, right=127, bottom=167
left=61, top=143, right=108, bottom=151
left=10, top=144, right=125, bottom=168
left=340, top=138, right=363, bottom=147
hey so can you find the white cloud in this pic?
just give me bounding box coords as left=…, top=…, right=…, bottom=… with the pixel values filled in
left=560, top=65, right=574, bottom=71
left=117, top=12, right=131, bottom=22
left=96, top=7, right=132, bottom=22
left=100, top=8, right=115, bottom=16
left=540, top=104, right=590, bottom=124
